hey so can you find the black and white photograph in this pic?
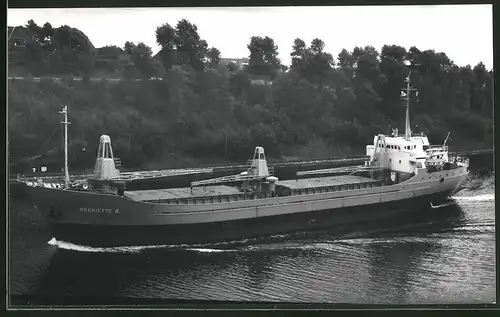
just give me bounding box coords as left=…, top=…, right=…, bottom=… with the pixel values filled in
left=7, top=4, right=495, bottom=308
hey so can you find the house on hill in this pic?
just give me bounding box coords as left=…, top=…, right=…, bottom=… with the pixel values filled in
left=94, top=46, right=133, bottom=75
left=8, top=26, right=33, bottom=65
left=150, top=53, right=250, bottom=71
left=8, top=24, right=97, bottom=77
left=219, top=57, right=249, bottom=70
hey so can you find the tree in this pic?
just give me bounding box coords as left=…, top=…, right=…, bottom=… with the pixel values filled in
left=155, top=19, right=210, bottom=73
left=306, top=38, right=335, bottom=86
left=174, top=19, right=208, bottom=72
left=124, top=41, right=136, bottom=54
left=247, top=36, right=281, bottom=79
left=379, top=45, right=408, bottom=118
left=130, top=42, right=156, bottom=78
left=229, top=70, right=251, bottom=100
left=340, top=46, right=383, bottom=125
left=155, top=23, right=177, bottom=71
left=96, top=45, right=123, bottom=59
left=290, top=38, right=308, bottom=76
left=23, top=20, right=95, bottom=75
left=206, top=47, right=221, bottom=69
left=226, top=62, right=238, bottom=72
left=471, top=62, right=490, bottom=115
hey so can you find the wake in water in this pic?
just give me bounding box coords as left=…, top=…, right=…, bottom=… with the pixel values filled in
left=449, top=173, right=495, bottom=203
left=452, top=194, right=495, bottom=202
left=47, top=238, right=189, bottom=254
left=457, top=173, right=495, bottom=195
left=48, top=237, right=248, bottom=254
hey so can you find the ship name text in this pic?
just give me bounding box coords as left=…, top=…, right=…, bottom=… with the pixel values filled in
left=80, top=208, right=120, bottom=214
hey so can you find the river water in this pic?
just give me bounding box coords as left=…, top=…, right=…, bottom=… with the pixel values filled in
left=8, top=173, right=495, bottom=306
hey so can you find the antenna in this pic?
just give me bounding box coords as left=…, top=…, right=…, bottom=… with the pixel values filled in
left=8, top=26, right=17, bottom=42
left=443, top=132, right=451, bottom=147
left=401, top=64, right=418, bottom=141
left=59, top=106, right=71, bottom=188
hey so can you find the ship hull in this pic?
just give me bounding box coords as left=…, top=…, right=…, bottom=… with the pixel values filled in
left=22, top=166, right=468, bottom=247
left=45, top=189, right=455, bottom=247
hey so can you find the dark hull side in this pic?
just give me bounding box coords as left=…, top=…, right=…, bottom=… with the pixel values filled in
left=48, top=189, right=454, bottom=247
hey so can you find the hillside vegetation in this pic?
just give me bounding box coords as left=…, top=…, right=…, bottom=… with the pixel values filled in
left=7, top=19, right=493, bottom=172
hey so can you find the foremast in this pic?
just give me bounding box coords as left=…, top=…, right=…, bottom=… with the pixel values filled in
left=59, top=106, right=71, bottom=188
left=400, top=68, right=418, bottom=141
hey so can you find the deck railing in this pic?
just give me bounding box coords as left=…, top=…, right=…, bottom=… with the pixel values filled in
left=427, top=145, right=448, bottom=151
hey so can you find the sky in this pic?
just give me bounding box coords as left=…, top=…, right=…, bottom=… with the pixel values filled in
left=8, top=5, right=494, bottom=70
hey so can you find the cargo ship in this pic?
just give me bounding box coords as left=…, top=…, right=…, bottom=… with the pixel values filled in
left=19, top=72, right=470, bottom=247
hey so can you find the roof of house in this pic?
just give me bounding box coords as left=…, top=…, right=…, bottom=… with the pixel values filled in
left=8, top=25, right=95, bottom=51
left=8, top=26, right=32, bottom=39
left=219, top=58, right=249, bottom=65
